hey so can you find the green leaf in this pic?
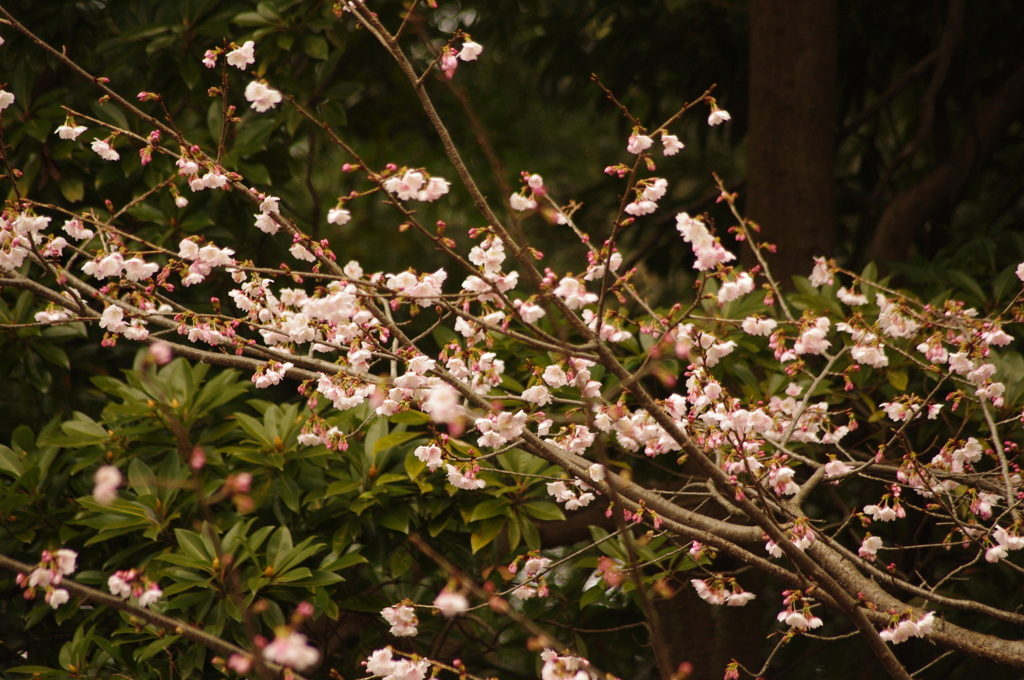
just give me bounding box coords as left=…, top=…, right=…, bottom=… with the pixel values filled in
left=58, top=419, right=109, bottom=446
left=470, top=498, right=510, bottom=522
left=405, top=450, right=426, bottom=480
left=363, top=416, right=388, bottom=456
left=470, top=516, right=505, bottom=553
left=279, top=474, right=301, bottom=512
left=372, top=431, right=421, bottom=455
left=522, top=514, right=541, bottom=550
left=887, top=370, right=908, bottom=391
left=267, top=526, right=294, bottom=569
left=287, top=570, right=345, bottom=587
left=233, top=11, right=275, bottom=26
left=33, top=340, right=71, bottom=372
left=376, top=505, right=411, bottom=534
left=174, top=529, right=213, bottom=563
left=303, top=34, right=329, bottom=60
left=234, top=412, right=271, bottom=446
left=389, top=548, right=414, bottom=578
left=580, top=584, right=606, bottom=608
left=947, top=270, right=987, bottom=302
left=317, top=101, right=347, bottom=128
left=390, top=410, right=431, bottom=425
left=128, top=459, right=158, bottom=497
left=0, top=444, right=24, bottom=478
left=320, top=552, right=368, bottom=571
left=507, top=512, right=522, bottom=550
left=153, top=553, right=209, bottom=570
left=134, top=635, right=180, bottom=662
left=325, top=479, right=360, bottom=498
left=522, top=500, right=565, bottom=522
left=428, top=512, right=451, bottom=537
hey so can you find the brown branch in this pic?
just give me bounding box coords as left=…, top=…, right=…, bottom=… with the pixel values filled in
left=601, top=445, right=674, bottom=680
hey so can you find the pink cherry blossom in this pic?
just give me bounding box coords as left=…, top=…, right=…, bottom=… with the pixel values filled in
left=553, top=277, right=597, bottom=309
left=661, top=133, right=684, bottom=155
left=381, top=603, right=418, bottom=637
left=434, top=588, right=469, bottom=616
left=809, top=257, right=833, bottom=287
left=63, top=218, right=94, bottom=240
left=91, top=139, right=120, bottom=161
left=627, top=133, right=653, bottom=154
left=328, top=207, right=352, bottom=225
left=510, top=192, right=537, bottom=211
left=245, top=80, right=282, bottom=112
left=708, top=108, right=731, bottom=126
left=46, top=588, right=70, bottom=608
left=226, top=40, right=255, bottom=70
left=99, top=305, right=129, bottom=334
left=858, top=535, right=883, bottom=561
left=458, top=40, right=483, bottom=61
left=56, top=124, right=88, bottom=140
left=414, top=443, right=444, bottom=471
left=262, top=630, right=320, bottom=670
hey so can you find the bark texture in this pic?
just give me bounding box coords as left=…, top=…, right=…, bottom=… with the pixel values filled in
left=746, top=0, right=838, bottom=285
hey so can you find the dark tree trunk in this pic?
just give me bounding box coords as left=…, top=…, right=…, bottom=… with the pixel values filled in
left=745, top=0, right=838, bottom=286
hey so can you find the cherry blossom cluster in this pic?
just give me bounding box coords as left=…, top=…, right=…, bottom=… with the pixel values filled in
left=540, top=649, right=597, bottom=680
left=383, top=168, right=451, bottom=203
left=510, top=173, right=545, bottom=211
left=546, top=476, right=596, bottom=511
left=624, top=177, right=668, bottom=217
left=462, top=233, right=519, bottom=302
left=690, top=575, right=756, bottom=606
left=624, top=127, right=688, bottom=158
left=1, top=210, right=60, bottom=271
left=508, top=553, right=553, bottom=600
left=440, top=36, right=483, bottom=79
left=380, top=602, right=418, bottom=637
left=878, top=611, right=935, bottom=645
left=108, top=568, right=163, bottom=608
left=764, top=521, right=815, bottom=558
left=14, top=549, right=77, bottom=609
left=776, top=590, right=824, bottom=632
left=676, top=212, right=736, bottom=271
left=592, top=555, right=625, bottom=588
left=365, top=648, right=431, bottom=680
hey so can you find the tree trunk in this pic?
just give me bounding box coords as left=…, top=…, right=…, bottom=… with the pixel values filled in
left=745, top=0, right=838, bottom=286
left=865, top=59, right=1024, bottom=264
